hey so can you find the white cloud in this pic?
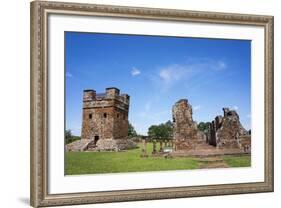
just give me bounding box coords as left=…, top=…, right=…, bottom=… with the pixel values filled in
left=155, top=64, right=194, bottom=92
left=159, top=65, right=189, bottom=83
left=131, top=67, right=141, bottom=76
left=233, top=106, right=239, bottom=110
left=66, top=72, right=73, bottom=78
left=216, top=61, right=227, bottom=70
left=193, top=105, right=201, bottom=111
left=153, top=59, right=228, bottom=92
left=68, top=127, right=81, bottom=136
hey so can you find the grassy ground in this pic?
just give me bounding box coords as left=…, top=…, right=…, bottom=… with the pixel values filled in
left=65, top=143, right=251, bottom=175
left=223, top=155, right=251, bottom=167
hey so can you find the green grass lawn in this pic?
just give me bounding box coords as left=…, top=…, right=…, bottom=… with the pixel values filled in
left=65, top=143, right=251, bottom=175
left=223, top=155, right=251, bottom=167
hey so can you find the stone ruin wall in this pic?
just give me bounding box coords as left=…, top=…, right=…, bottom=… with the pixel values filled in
left=172, top=99, right=251, bottom=153
left=208, top=108, right=251, bottom=151
left=172, top=99, right=205, bottom=151
left=72, top=90, right=251, bottom=153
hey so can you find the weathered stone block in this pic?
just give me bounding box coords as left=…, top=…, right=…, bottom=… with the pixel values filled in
left=209, top=108, right=251, bottom=151
left=172, top=99, right=205, bottom=150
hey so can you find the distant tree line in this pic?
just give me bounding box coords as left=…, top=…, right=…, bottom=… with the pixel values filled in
left=65, top=129, right=81, bottom=144
left=197, top=122, right=211, bottom=134
left=147, top=120, right=173, bottom=141
left=129, top=120, right=211, bottom=142
left=128, top=121, right=173, bottom=142
left=128, top=122, right=138, bottom=137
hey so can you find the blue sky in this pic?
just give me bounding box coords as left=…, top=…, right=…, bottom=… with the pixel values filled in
left=65, top=32, right=251, bottom=136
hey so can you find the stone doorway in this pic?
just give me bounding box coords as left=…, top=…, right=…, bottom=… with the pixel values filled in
left=94, top=135, right=99, bottom=146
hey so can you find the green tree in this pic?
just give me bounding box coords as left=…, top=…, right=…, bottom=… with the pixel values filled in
left=65, top=129, right=81, bottom=144
left=128, top=122, right=138, bottom=137
left=148, top=125, right=158, bottom=139
left=65, top=129, right=72, bottom=140
left=163, top=120, right=173, bottom=140
left=147, top=121, right=173, bottom=141
left=197, top=122, right=211, bottom=134
left=165, top=120, right=173, bottom=129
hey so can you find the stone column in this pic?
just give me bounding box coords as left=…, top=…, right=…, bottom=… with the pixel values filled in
left=141, top=139, right=148, bottom=157
left=152, top=140, right=157, bottom=154
left=172, top=140, right=177, bottom=151
left=169, top=140, right=172, bottom=147
left=159, top=141, right=163, bottom=153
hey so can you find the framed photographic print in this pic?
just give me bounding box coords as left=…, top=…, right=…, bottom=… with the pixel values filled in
left=30, top=1, right=274, bottom=207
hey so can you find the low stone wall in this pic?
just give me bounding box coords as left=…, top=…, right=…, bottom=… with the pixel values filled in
left=95, top=139, right=137, bottom=151
left=66, top=138, right=137, bottom=152
left=238, top=135, right=251, bottom=153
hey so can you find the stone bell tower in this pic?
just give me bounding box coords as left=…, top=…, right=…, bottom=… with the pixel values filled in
left=81, top=87, right=130, bottom=146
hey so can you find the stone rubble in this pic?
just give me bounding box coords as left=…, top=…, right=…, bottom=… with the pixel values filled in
left=65, top=139, right=91, bottom=152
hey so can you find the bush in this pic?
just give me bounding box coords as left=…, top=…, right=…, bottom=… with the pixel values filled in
left=66, top=135, right=81, bottom=144
left=65, top=129, right=81, bottom=144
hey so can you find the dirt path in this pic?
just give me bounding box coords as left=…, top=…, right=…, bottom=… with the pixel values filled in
left=197, top=157, right=229, bottom=169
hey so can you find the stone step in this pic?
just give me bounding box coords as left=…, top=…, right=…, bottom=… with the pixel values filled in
left=66, top=139, right=92, bottom=152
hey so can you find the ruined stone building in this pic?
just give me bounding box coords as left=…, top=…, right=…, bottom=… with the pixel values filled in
left=68, top=92, right=251, bottom=154
left=66, top=87, right=136, bottom=152
left=208, top=108, right=251, bottom=152
left=172, top=99, right=205, bottom=150
left=80, top=87, right=132, bottom=149
left=172, top=99, right=251, bottom=154
left=81, top=87, right=130, bottom=142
